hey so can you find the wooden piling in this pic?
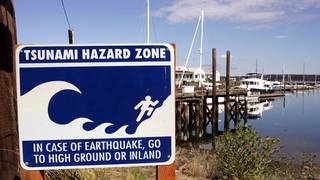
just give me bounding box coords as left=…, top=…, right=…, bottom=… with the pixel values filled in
left=212, top=48, right=218, bottom=131
left=176, top=89, right=248, bottom=140
left=203, top=95, right=208, bottom=137
left=195, top=101, right=200, bottom=139
left=198, top=100, right=204, bottom=138
left=244, top=98, right=248, bottom=127
left=188, top=102, right=193, bottom=138
left=224, top=50, right=231, bottom=131
left=235, top=96, right=240, bottom=129
left=176, top=102, right=182, bottom=144
left=212, top=48, right=218, bottom=149
left=182, top=103, right=188, bottom=141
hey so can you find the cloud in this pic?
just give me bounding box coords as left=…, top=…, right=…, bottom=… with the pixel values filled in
left=155, top=0, right=320, bottom=29
left=273, top=35, right=288, bottom=39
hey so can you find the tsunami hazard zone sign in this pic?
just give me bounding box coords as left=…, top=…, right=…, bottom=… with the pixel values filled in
left=16, top=44, right=175, bottom=170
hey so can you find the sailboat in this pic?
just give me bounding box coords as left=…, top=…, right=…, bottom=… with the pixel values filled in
left=178, top=10, right=207, bottom=90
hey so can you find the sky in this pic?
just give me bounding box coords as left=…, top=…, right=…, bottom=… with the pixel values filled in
left=14, top=0, right=320, bottom=75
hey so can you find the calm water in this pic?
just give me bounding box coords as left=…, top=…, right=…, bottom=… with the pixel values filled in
left=218, top=89, right=320, bottom=160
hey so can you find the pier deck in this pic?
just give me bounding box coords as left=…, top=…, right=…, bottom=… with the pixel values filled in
left=259, top=91, right=285, bottom=99
left=176, top=89, right=247, bottom=100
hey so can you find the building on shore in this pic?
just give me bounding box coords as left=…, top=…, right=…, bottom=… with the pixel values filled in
left=175, top=66, right=220, bottom=86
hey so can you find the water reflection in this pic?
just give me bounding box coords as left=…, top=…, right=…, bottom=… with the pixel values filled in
left=214, top=89, right=320, bottom=162
left=247, top=99, right=273, bottom=119
left=248, top=89, right=320, bottom=162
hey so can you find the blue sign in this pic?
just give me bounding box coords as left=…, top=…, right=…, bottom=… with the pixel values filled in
left=16, top=44, right=175, bottom=170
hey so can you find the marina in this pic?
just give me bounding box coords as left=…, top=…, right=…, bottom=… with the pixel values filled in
left=175, top=79, right=320, bottom=161
left=175, top=49, right=320, bottom=163
left=1, top=0, right=320, bottom=179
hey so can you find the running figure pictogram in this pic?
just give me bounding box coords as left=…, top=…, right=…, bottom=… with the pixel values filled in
left=134, top=95, right=159, bottom=122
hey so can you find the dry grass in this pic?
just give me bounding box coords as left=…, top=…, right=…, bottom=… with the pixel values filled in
left=44, top=146, right=217, bottom=180
left=176, top=146, right=218, bottom=179
left=44, top=146, right=320, bottom=179
left=45, top=166, right=156, bottom=180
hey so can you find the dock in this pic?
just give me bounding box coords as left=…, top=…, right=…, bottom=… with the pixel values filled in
left=176, top=89, right=247, bottom=99
left=175, top=88, right=287, bottom=142
left=175, top=88, right=248, bottom=142
left=258, top=91, right=285, bottom=99
left=174, top=48, right=291, bottom=143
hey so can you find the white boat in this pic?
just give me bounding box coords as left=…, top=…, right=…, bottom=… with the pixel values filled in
left=237, top=73, right=273, bottom=93
left=271, top=81, right=281, bottom=90
left=271, top=81, right=293, bottom=91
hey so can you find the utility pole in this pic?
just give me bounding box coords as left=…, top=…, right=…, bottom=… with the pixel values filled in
left=147, top=0, right=150, bottom=44
left=68, top=29, right=74, bottom=44
left=61, top=0, right=74, bottom=44
left=0, top=0, right=19, bottom=179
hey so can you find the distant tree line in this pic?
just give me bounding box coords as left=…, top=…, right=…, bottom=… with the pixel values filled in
left=264, top=74, right=319, bottom=82
left=220, top=74, right=320, bottom=83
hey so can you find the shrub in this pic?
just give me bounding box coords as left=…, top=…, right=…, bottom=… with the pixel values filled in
left=215, top=126, right=280, bottom=179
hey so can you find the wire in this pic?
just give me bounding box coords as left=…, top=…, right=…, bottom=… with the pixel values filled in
left=61, top=0, right=71, bottom=29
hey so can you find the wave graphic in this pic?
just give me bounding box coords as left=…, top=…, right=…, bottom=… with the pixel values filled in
left=18, top=81, right=174, bottom=140
left=19, top=81, right=118, bottom=140
left=19, top=66, right=171, bottom=136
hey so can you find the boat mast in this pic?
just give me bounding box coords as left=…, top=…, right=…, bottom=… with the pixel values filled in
left=255, top=59, right=258, bottom=74
left=147, top=0, right=150, bottom=44
left=282, top=65, right=285, bottom=89
left=199, top=10, right=204, bottom=87
left=303, top=62, right=305, bottom=86
left=178, top=13, right=202, bottom=88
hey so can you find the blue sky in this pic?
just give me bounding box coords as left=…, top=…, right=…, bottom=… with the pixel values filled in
left=15, top=0, right=320, bottom=75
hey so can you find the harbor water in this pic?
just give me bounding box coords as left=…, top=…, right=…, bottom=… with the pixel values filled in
left=218, top=89, right=320, bottom=161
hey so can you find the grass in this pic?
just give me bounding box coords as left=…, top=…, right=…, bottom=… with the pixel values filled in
left=176, top=146, right=218, bottom=179
left=44, top=150, right=320, bottom=180
left=45, top=167, right=156, bottom=180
